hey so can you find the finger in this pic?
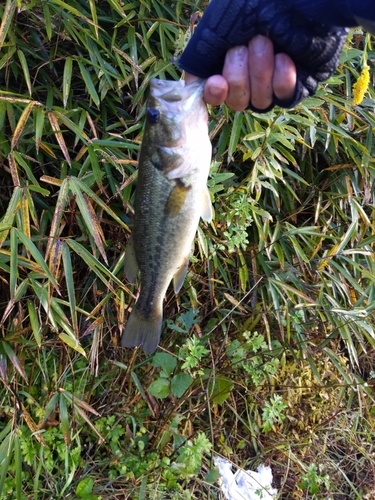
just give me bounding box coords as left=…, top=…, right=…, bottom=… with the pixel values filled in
left=185, top=72, right=228, bottom=106
left=222, top=46, right=250, bottom=111
left=248, top=35, right=274, bottom=110
left=273, top=53, right=297, bottom=102
left=204, top=75, right=228, bottom=105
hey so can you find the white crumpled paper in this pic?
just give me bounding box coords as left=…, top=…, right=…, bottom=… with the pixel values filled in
left=215, top=457, right=278, bottom=500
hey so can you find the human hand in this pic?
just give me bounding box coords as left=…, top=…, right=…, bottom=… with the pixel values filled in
left=179, top=0, right=348, bottom=112
left=185, top=35, right=296, bottom=112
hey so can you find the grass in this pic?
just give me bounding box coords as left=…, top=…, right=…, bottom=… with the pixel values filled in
left=0, top=1, right=375, bottom=498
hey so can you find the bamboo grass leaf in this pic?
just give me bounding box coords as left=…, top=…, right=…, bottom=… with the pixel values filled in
left=15, top=229, right=59, bottom=290
left=49, top=239, right=63, bottom=292
left=77, top=60, right=100, bottom=108
left=8, top=152, right=19, bottom=187
left=88, top=0, right=99, bottom=38
left=1, top=341, right=28, bottom=382
left=0, top=187, right=22, bottom=248
left=17, top=50, right=32, bottom=97
left=61, top=242, right=78, bottom=335
left=27, top=299, right=41, bottom=346
left=11, top=101, right=35, bottom=150
left=39, top=392, right=59, bottom=427
left=59, top=392, right=71, bottom=445
left=34, top=106, right=45, bottom=153
left=66, top=239, right=126, bottom=291
left=68, top=181, right=108, bottom=263
left=53, top=111, right=89, bottom=143
left=0, top=434, right=13, bottom=496
left=9, top=228, right=17, bottom=300
left=47, top=111, right=71, bottom=166
left=62, top=57, right=73, bottom=109
left=72, top=178, right=130, bottom=231
left=21, top=188, right=31, bottom=239
left=42, top=3, right=52, bottom=40
left=0, top=346, right=7, bottom=380
left=0, top=0, right=16, bottom=51
left=45, top=178, right=69, bottom=259
left=14, top=433, right=21, bottom=500
left=87, top=144, right=103, bottom=185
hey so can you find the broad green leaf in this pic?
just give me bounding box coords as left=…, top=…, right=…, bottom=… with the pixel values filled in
left=152, top=352, right=176, bottom=376
left=208, top=374, right=234, bottom=405
left=171, top=372, right=193, bottom=398
left=148, top=378, right=170, bottom=399
left=76, top=477, right=94, bottom=497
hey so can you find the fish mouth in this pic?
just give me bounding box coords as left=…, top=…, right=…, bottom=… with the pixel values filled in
left=149, top=78, right=205, bottom=117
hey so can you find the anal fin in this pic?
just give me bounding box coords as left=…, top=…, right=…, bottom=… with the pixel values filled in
left=173, top=255, right=190, bottom=294
left=201, top=186, right=213, bottom=222
left=124, top=235, right=139, bottom=283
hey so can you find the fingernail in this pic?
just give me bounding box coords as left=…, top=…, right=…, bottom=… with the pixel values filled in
left=229, top=45, right=247, bottom=62
left=251, top=35, right=268, bottom=56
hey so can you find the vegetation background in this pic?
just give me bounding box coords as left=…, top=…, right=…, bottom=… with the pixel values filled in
left=0, top=0, right=374, bottom=498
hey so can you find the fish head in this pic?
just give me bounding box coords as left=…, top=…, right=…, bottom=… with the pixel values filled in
left=143, top=79, right=210, bottom=178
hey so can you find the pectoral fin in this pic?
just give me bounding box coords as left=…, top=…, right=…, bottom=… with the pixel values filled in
left=173, top=255, right=190, bottom=294
left=124, top=236, right=139, bottom=283
left=165, top=182, right=191, bottom=217
left=201, top=186, right=213, bottom=222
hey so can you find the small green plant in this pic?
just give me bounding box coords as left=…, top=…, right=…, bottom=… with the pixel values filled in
left=227, top=332, right=280, bottom=385
left=299, top=463, right=331, bottom=494
left=261, top=394, right=287, bottom=432
left=148, top=352, right=193, bottom=399
left=164, top=432, right=212, bottom=487
left=180, top=335, right=210, bottom=377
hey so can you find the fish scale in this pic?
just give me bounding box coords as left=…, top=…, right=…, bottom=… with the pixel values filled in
left=121, top=78, right=212, bottom=354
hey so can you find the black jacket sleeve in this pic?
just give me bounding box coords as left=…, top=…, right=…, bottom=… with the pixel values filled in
left=178, top=0, right=351, bottom=111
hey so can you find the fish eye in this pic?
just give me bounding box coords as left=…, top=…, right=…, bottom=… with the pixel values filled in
left=147, top=108, right=160, bottom=124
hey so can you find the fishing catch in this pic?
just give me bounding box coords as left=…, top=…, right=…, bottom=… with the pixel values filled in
left=121, top=78, right=212, bottom=354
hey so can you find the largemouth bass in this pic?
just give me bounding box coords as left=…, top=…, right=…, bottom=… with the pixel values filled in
left=121, top=78, right=212, bottom=354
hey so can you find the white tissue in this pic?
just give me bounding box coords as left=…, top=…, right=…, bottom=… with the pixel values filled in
left=215, top=457, right=278, bottom=500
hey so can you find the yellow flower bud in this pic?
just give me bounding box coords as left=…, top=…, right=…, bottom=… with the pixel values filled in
left=353, top=65, right=370, bottom=105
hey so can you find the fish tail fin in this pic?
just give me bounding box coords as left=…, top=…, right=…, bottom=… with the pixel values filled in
left=121, top=304, right=163, bottom=355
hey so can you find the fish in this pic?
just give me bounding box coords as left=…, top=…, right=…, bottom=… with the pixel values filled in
left=121, top=78, right=212, bottom=354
